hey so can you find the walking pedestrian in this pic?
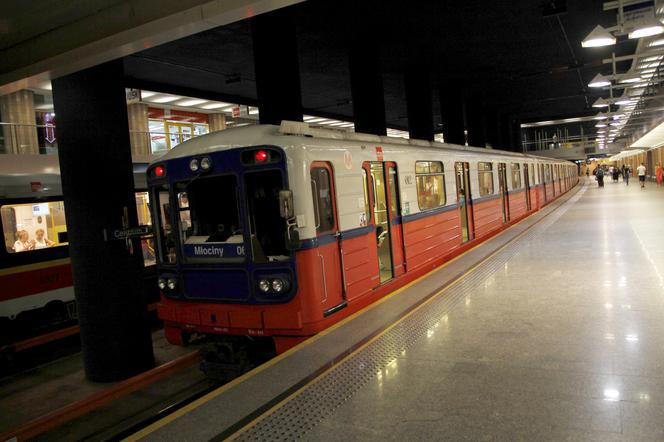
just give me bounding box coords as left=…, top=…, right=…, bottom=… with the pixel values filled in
left=596, top=166, right=605, bottom=188
left=624, top=165, right=630, bottom=186
left=656, top=163, right=663, bottom=186
left=637, top=163, right=647, bottom=189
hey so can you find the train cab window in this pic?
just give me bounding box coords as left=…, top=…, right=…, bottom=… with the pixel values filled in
left=415, top=161, right=446, bottom=210
left=311, top=167, right=335, bottom=234
left=478, top=162, right=494, bottom=196
left=175, top=175, right=241, bottom=260
left=511, top=163, right=522, bottom=189
left=1, top=201, right=68, bottom=253
left=245, top=169, right=289, bottom=262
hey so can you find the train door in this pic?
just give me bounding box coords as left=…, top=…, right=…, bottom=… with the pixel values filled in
left=310, top=163, right=345, bottom=310
left=455, top=162, right=474, bottom=242
left=369, top=163, right=395, bottom=283
left=385, top=162, right=406, bottom=277
left=498, top=162, right=510, bottom=223
left=523, top=163, right=531, bottom=211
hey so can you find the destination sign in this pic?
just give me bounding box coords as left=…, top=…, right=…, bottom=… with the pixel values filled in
left=183, top=243, right=246, bottom=259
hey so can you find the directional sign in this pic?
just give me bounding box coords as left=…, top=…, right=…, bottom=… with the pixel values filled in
left=103, top=225, right=152, bottom=241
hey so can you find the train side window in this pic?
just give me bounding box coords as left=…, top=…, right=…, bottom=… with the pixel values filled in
left=1, top=201, right=68, bottom=253
left=311, top=167, right=335, bottom=234
left=415, top=161, right=446, bottom=210
left=478, top=162, right=494, bottom=196
left=511, top=163, right=522, bottom=189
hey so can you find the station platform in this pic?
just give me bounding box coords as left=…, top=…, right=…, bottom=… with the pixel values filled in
left=128, top=178, right=664, bottom=441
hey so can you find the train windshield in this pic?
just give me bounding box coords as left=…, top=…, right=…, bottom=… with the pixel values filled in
left=176, top=174, right=243, bottom=262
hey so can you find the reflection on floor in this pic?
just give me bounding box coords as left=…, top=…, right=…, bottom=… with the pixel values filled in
left=301, top=178, right=664, bottom=440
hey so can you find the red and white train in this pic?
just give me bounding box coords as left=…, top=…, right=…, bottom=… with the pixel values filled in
left=148, top=121, right=578, bottom=356
left=0, top=156, right=157, bottom=344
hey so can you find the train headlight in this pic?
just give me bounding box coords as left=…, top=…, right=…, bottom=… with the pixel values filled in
left=189, top=159, right=200, bottom=172
left=272, top=279, right=284, bottom=293
left=167, top=278, right=177, bottom=290
left=200, top=157, right=212, bottom=171
left=258, top=279, right=271, bottom=293
left=158, top=278, right=167, bottom=290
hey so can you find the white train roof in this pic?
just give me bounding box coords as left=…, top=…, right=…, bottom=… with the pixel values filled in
left=154, top=121, right=572, bottom=165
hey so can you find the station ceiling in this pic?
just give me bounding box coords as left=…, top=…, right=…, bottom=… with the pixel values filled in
left=117, top=1, right=636, bottom=131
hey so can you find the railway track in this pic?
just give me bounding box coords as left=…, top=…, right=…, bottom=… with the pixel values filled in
left=0, top=350, right=203, bottom=442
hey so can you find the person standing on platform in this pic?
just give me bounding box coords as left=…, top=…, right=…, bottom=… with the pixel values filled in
left=596, top=166, right=604, bottom=188
left=586, top=167, right=590, bottom=178
left=637, top=163, right=647, bottom=189
left=612, top=167, right=620, bottom=183
left=656, top=163, right=663, bottom=186
left=624, top=165, right=630, bottom=186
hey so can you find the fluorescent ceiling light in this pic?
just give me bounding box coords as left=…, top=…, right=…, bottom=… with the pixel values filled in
left=649, top=38, right=664, bottom=47
left=328, top=121, right=349, bottom=127
left=201, top=102, right=233, bottom=110
left=589, top=74, right=611, bottom=88
left=619, top=75, right=642, bottom=83
left=596, top=122, right=608, bottom=127
left=582, top=25, right=616, bottom=47
left=306, top=118, right=328, bottom=123
left=303, top=116, right=318, bottom=121
left=594, top=114, right=609, bottom=120
left=629, top=18, right=664, bottom=39
left=140, top=91, right=157, bottom=98
left=640, top=55, right=663, bottom=63
left=592, top=97, right=610, bottom=108
left=150, top=95, right=181, bottom=103
left=177, top=99, right=207, bottom=106
left=614, top=94, right=634, bottom=105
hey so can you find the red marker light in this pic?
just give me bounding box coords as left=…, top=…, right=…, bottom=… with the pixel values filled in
left=255, top=150, right=268, bottom=162
left=154, top=165, right=166, bottom=177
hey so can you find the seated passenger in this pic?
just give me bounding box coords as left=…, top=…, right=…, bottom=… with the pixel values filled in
left=13, top=230, right=34, bottom=252
left=33, top=228, right=55, bottom=249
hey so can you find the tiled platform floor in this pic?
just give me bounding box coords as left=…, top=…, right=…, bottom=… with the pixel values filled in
left=255, top=178, right=664, bottom=441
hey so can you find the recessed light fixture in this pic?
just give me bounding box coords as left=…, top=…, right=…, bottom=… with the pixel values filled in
left=150, top=95, right=181, bottom=103
left=140, top=91, right=157, bottom=98
left=201, top=102, right=234, bottom=110
left=177, top=99, right=208, bottom=106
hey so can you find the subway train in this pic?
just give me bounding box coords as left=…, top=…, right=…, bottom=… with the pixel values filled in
left=0, top=156, right=157, bottom=344
left=148, top=121, right=578, bottom=366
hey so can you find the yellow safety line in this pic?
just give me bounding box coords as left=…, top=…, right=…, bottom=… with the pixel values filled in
left=127, top=185, right=579, bottom=441
left=0, top=258, right=71, bottom=277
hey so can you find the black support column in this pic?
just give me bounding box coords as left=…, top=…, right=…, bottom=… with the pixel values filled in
left=251, top=7, right=303, bottom=124
left=52, top=59, right=154, bottom=382
left=405, top=67, right=434, bottom=141
left=466, top=99, right=486, bottom=148
left=439, top=89, right=465, bottom=145
left=349, top=36, right=387, bottom=136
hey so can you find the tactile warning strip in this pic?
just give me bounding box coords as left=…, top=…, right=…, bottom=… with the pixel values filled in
left=233, top=185, right=587, bottom=442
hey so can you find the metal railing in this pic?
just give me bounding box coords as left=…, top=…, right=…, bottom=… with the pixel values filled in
left=0, top=122, right=58, bottom=155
